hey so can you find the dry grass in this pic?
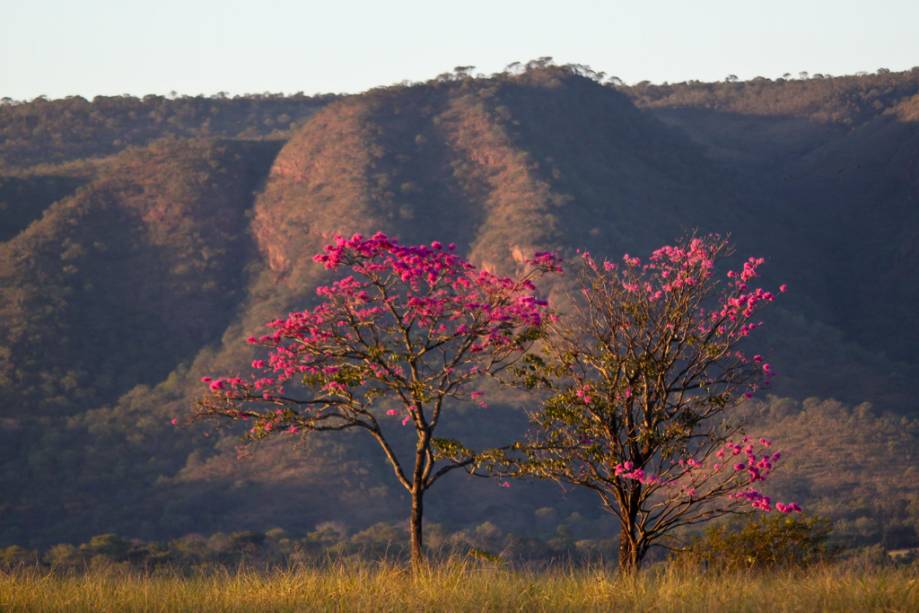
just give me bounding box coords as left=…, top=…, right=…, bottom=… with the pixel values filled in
left=1, top=561, right=917, bottom=612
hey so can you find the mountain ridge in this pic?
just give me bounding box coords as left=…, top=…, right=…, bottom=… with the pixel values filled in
left=2, top=65, right=919, bottom=551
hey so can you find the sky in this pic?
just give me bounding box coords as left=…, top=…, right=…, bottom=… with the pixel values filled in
left=2, top=0, right=918, bottom=100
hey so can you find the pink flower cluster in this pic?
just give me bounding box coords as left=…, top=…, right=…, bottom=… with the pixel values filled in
left=575, top=384, right=593, bottom=405
left=527, top=251, right=564, bottom=273
left=614, top=461, right=661, bottom=485
left=612, top=436, right=800, bottom=513
left=583, top=237, right=784, bottom=405
left=203, top=232, right=555, bottom=421
left=201, top=234, right=799, bottom=519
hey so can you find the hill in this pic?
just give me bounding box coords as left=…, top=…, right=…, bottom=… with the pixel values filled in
left=2, top=65, right=919, bottom=554
left=625, top=70, right=919, bottom=364
left=0, top=93, right=335, bottom=170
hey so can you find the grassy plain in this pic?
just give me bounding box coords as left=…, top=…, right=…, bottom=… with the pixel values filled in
left=1, top=561, right=917, bottom=612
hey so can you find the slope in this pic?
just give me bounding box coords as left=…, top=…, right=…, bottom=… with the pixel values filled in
left=3, top=68, right=919, bottom=550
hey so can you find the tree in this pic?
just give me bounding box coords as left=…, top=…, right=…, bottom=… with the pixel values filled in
left=525, top=56, right=554, bottom=71
left=497, top=237, right=799, bottom=573
left=453, top=66, right=476, bottom=79
left=197, top=232, right=557, bottom=569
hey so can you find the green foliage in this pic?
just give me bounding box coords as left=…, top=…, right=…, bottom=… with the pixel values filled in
left=45, top=544, right=81, bottom=569
left=0, top=545, right=38, bottom=569
left=431, top=438, right=475, bottom=463
left=3, top=522, right=610, bottom=571
left=682, top=514, right=834, bottom=572
left=79, top=533, right=132, bottom=561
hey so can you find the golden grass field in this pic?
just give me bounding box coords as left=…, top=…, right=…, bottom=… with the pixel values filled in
left=1, top=561, right=917, bottom=612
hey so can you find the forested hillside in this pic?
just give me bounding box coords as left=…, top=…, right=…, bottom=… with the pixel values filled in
left=0, top=93, right=335, bottom=170
left=2, top=64, right=918, bottom=556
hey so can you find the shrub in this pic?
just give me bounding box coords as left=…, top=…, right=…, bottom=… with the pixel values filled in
left=683, top=514, right=833, bottom=572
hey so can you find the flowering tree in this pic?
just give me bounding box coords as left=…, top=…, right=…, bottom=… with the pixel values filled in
left=499, top=237, right=799, bottom=572
left=197, top=232, right=556, bottom=569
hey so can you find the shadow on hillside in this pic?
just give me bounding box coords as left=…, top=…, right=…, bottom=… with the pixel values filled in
left=0, top=175, right=87, bottom=242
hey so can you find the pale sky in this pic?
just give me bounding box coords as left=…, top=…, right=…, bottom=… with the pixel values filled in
left=2, top=0, right=918, bottom=100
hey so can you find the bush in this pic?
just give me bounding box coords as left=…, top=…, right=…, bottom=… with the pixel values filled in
left=682, top=514, right=834, bottom=572
left=0, top=545, right=38, bottom=569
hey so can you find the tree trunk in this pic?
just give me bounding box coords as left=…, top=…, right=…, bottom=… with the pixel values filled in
left=409, top=418, right=430, bottom=572
left=618, top=528, right=640, bottom=574
left=409, top=487, right=424, bottom=571
left=616, top=482, right=645, bottom=573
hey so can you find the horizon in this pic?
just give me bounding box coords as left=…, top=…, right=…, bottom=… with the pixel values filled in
left=2, top=0, right=918, bottom=100
left=4, top=63, right=917, bottom=105
left=2, top=62, right=917, bottom=104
